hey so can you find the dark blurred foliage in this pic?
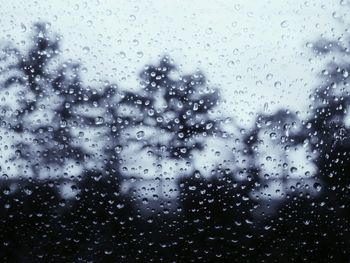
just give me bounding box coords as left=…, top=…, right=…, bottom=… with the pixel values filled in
left=0, top=23, right=86, bottom=171
left=249, top=39, right=350, bottom=262
left=0, top=23, right=349, bottom=263
left=121, top=55, right=220, bottom=160
left=175, top=168, right=259, bottom=262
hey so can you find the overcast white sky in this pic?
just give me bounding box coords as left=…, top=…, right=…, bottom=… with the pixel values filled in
left=0, top=0, right=346, bottom=126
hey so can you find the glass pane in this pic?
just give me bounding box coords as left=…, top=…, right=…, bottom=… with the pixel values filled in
left=0, top=0, right=349, bottom=262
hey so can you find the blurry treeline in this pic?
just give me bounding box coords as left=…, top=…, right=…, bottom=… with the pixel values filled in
left=0, top=23, right=349, bottom=262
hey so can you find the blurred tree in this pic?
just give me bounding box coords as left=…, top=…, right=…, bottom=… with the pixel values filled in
left=121, top=56, right=221, bottom=161
left=251, top=33, right=350, bottom=262
left=0, top=178, right=69, bottom=261
left=0, top=23, right=137, bottom=262
left=176, top=168, right=259, bottom=262
left=0, top=23, right=88, bottom=177
left=243, top=110, right=308, bottom=199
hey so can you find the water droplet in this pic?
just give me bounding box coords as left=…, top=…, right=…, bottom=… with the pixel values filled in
left=129, top=15, right=136, bottom=22
left=136, top=51, right=143, bottom=58
left=114, top=145, right=123, bottom=153
left=266, top=73, right=273, bottom=80
left=313, top=182, right=322, bottom=192
left=264, top=102, right=269, bottom=112
left=274, top=81, right=281, bottom=88
left=136, top=131, right=145, bottom=140
left=95, top=116, right=104, bottom=125
left=280, top=20, right=289, bottom=28
left=21, top=23, right=27, bottom=32
left=83, top=46, right=90, bottom=54
left=269, top=132, right=277, bottom=139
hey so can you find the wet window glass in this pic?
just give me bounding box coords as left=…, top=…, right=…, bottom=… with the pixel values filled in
left=0, top=1, right=350, bottom=262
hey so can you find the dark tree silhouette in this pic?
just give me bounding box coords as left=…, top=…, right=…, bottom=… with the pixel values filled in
left=176, top=168, right=260, bottom=262
left=0, top=23, right=137, bottom=262
left=121, top=56, right=221, bottom=161
left=249, top=34, right=350, bottom=262
left=0, top=178, right=64, bottom=261
left=0, top=23, right=89, bottom=177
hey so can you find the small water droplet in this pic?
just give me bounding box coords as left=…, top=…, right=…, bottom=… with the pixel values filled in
left=83, top=46, right=90, bottom=54
left=313, top=182, right=322, bottom=192
left=95, top=116, right=104, bottom=125
left=136, top=131, right=145, bottom=140
left=280, top=20, right=289, bottom=28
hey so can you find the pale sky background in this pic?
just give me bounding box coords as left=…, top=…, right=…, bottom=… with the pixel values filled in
left=0, top=0, right=347, bottom=127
